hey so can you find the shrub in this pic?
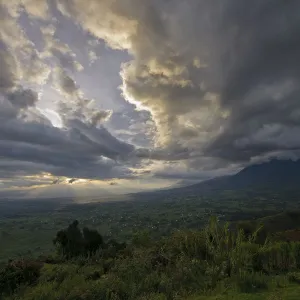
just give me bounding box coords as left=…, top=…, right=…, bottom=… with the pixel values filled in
left=235, top=271, right=269, bottom=293
left=0, top=259, right=42, bottom=296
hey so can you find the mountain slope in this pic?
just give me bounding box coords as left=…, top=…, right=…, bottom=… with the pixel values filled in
left=137, top=159, right=300, bottom=198
left=184, top=159, right=300, bottom=193
left=231, top=159, right=300, bottom=187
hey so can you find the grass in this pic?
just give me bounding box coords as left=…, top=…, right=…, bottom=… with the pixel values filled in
left=189, top=284, right=300, bottom=300
left=188, top=272, right=300, bottom=299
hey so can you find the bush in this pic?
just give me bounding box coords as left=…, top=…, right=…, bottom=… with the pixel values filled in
left=287, top=272, right=300, bottom=284
left=0, top=259, right=42, bottom=296
left=235, top=271, right=269, bottom=293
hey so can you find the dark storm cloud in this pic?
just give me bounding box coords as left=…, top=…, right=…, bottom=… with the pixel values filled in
left=0, top=1, right=139, bottom=188
left=2, top=0, right=300, bottom=190
left=61, top=0, right=300, bottom=164
left=0, top=159, right=54, bottom=179
left=154, top=171, right=212, bottom=181
left=0, top=119, right=66, bottom=147
left=7, top=87, right=39, bottom=109
left=0, top=117, right=136, bottom=180
left=55, top=0, right=226, bottom=148
left=66, top=120, right=135, bottom=160
left=0, top=106, right=136, bottom=181
left=58, top=69, right=79, bottom=96
left=204, top=0, right=300, bottom=162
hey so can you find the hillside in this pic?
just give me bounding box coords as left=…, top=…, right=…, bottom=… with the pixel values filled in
left=187, top=159, right=300, bottom=192
left=233, top=211, right=300, bottom=243
left=238, top=211, right=300, bottom=234
left=138, top=159, right=300, bottom=198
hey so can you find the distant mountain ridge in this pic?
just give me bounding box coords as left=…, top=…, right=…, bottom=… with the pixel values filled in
left=234, top=159, right=300, bottom=183
left=183, top=159, right=300, bottom=193
left=136, top=159, right=300, bottom=197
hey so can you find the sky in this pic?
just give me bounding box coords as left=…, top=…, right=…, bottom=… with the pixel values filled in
left=1, top=0, right=300, bottom=199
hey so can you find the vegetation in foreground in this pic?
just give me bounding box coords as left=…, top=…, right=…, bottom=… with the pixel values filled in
left=2, top=216, right=300, bottom=299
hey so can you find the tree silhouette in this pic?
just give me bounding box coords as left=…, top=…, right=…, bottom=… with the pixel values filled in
left=53, top=221, right=104, bottom=258
left=83, top=227, right=104, bottom=255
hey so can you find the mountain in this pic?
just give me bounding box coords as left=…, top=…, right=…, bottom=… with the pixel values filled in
left=135, top=159, right=300, bottom=198
left=231, top=159, right=300, bottom=186
left=183, top=159, right=300, bottom=193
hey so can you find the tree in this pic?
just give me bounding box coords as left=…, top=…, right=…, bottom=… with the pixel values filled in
left=53, top=220, right=84, bottom=258
left=53, top=229, right=68, bottom=257
left=83, top=227, right=104, bottom=255
left=53, top=221, right=104, bottom=258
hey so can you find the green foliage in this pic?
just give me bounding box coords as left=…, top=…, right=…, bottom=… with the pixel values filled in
left=0, top=259, right=42, bottom=296
left=131, top=230, right=152, bottom=248
left=3, top=216, right=300, bottom=300
left=235, top=271, right=269, bottom=293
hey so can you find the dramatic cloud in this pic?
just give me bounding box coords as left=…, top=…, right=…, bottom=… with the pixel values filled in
left=59, top=0, right=300, bottom=160
left=0, top=1, right=136, bottom=190
left=1, top=0, right=300, bottom=196
left=0, top=118, right=135, bottom=181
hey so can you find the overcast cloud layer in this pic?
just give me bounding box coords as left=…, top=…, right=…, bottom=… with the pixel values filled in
left=1, top=0, right=300, bottom=197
